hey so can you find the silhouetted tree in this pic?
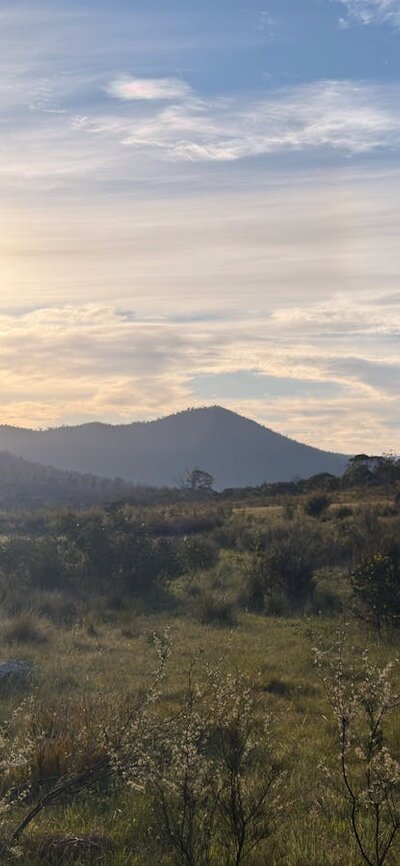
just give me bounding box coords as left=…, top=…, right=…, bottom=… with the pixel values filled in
left=183, top=468, right=214, bottom=494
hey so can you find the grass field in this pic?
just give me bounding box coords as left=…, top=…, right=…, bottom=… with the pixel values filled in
left=0, top=490, right=399, bottom=864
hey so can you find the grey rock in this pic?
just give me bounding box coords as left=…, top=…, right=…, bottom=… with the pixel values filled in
left=0, top=659, right=33, bottom=688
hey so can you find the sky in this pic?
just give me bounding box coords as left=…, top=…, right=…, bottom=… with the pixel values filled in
left=0, top=0, right=399, bottom=453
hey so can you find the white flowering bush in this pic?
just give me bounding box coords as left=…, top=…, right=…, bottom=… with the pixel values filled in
left=314, top=632, right=400, bottom=866
left=117, top=650, right=286, bottom=866
left=0, top=695, right=39, bottom=859
left=207, top=663, right=285, bottom=866
left=2, top=636, right=286, bottom=865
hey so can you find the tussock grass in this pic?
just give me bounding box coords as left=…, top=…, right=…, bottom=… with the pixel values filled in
left=2, top=613, right=50, bottom=646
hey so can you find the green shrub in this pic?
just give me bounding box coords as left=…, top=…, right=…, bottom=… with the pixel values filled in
left=351, top=552, right=400, bottom=633
left=304, top=494, right=330, bottom=518
left=180, top=536, right=219, bottom=579
left=263, top=525, right=319, bottom=608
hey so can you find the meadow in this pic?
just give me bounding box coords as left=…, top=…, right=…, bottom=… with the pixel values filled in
left=0, top=484, right=400, bottom=865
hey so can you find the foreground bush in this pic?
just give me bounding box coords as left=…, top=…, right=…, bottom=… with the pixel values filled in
left=315, top=634, right=400, bottom=866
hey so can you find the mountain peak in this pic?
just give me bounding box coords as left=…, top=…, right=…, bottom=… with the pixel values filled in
left=0, top=407, right=347, bottom=489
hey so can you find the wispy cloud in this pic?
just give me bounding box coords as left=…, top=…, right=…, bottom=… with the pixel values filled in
left=0, top=75, right=399, bottom=194
left=106, top=77, right=192, bottom=101
left=92, top=79, right=400, bottom=164
left=334, top=0, right=400, bottom=27
left=257, top=11, right=275, bottom=32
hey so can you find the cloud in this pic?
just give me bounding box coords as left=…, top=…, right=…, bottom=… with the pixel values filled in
left=0, top=78, right=399, bottom=196
left=257, top=11, right=275, bottom=32
left=334, top=0, right=400, bottom=27
left=0, top=296, right=398, bottom=454
left=106, top=77, right=191, bottom=101
left=271, top=297, right=400, bottom=338
left=95, top=79, right=400, bottom=164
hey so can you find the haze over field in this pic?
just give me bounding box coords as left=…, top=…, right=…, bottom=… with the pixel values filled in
left=0, top=1, right=399, bottom=454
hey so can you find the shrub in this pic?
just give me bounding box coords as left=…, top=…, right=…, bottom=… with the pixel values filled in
left=263, top=524, right=319, bottom=608
left=315, top=635, right=400, bottom=866
left=138, top=658, right=285, bottom=866
left=351, top=552, right=400, bottom=634
left=239, top=565, right=266, bottom=612
left=180, top=536, right=219, bottom=581
left=304, top=585, right=342, bottom=617
left=0, top=536, right=85, bottom=594
left=192, top=591, right=237, bottom=627
left=304, top=494, right=330, bottom=518
left=240, top=521, right=325, bottom=613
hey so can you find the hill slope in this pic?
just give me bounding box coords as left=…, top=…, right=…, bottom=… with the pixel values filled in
left=0, top=407, right=348, bottom=489
left=0, top=450, right=140, bottom=509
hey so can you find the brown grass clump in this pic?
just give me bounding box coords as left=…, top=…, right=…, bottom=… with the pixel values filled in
left=192, top=591, right=237, bottom=627
left=3, top=613, right=50, bottom=645
left=31, top=833, right=113, bottom=864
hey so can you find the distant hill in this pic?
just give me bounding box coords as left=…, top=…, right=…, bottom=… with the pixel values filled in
left=0, top=450, right=139, bottom=509
left=0, top=407, right=348, bottom=490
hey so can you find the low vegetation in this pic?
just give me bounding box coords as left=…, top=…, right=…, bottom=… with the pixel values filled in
left=0, top=473, right=399, bottom=864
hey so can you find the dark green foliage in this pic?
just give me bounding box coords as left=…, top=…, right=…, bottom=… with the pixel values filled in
left=343, top=453, right=400, bottom=489
left=238, top=514, right=356, bottom=613
left=304, top=494, right=330, bottom=518
left=351, top=552, right=400, bottom=633
left=180, top=536, right=219, bottom=578
left=0, top=507, right=185, bottom=603
left=240, top=567, right=266, bottom=613
left=261, top=523, right=320, bottom=608
left=0, top=536, right=85, bottom=593
left=56, top=508, right=185, bottom=596
left=182, top=467, right=215, bottom=493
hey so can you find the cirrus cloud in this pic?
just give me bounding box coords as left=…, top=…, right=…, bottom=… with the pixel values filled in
left=106, top=77, right=192, bottom=101
left=334, top=0, right=400, bottom=27
left=93, top=79, right=400, bottom=164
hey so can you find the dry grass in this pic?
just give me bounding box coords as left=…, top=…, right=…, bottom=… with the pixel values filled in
left=2, top=613, right=50, bottom=646
left=0, top=611, right=397, bottom=865
left=28, top=832, right=113, bottom=865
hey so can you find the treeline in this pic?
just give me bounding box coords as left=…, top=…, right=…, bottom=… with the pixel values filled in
left=0, top=448, right=399, bottom=511
left=221, top=453, right=400, bottom=500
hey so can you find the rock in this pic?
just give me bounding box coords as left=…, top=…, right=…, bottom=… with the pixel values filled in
left=0, top=660, right=33, bottom=690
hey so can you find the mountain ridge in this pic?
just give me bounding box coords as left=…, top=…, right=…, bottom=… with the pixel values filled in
left=0, top=406, right=348, bottom=489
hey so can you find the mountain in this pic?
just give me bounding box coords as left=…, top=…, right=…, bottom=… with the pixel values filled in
left=0, top=407, right=348, bottom=490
